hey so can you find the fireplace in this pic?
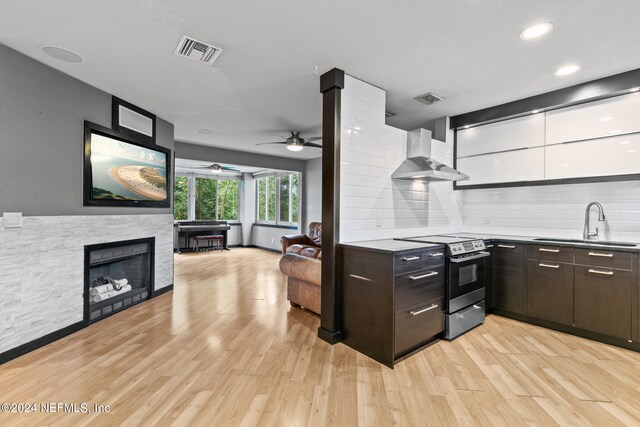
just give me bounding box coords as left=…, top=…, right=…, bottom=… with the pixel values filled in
left=84, top=237, right=155, bottom=324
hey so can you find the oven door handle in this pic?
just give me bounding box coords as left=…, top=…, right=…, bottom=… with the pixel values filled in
left=449, top=251, right=491, bottom=263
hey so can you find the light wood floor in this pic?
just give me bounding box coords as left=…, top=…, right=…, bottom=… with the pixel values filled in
left=2, top=248, right=640, bottom=426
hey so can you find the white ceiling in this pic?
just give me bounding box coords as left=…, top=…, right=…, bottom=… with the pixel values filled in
left=1, top=1, right=640, bottom=160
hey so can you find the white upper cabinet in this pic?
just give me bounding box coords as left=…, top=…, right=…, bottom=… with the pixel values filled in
left=545, top=133, right=640, bottom=179
left=456, top=147, right=545, bottom=186
left=457, top=114, right=545, bottom=158
left=546, top=92, right=640, bottom=145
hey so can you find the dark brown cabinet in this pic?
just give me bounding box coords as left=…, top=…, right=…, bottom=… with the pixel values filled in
left=525, top=260, right=574, bottom=326
left=492, top=243, right=525, bottom=314
left=490, top=240, right=638, bottom=349
left=574, top=266, right=632, bottom=340
left=340, top=243, right=445, bottom=368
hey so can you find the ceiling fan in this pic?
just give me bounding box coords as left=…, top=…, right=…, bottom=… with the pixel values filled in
left=192, top=163, right=239, bottom=174
left=257, top=131, right=322, bottom=152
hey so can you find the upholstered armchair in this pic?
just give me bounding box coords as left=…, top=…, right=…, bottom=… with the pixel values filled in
left=279, top=222, right=322, bottom=314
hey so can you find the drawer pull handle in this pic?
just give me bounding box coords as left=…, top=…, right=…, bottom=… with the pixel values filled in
left=402, top=256, right=420, bottom=261
left=485, top=245, right=494, bottom=248
left=588, top=269, right=614, bottom=276
left=539, top=263, right=560, bottom=269
left=473, top=305, right=482, bottom=310
left=498, top=244, right=516, bottom=249
left=539, top=248, right=560, bottom=253
left=410, top=304, right=439, bottom=316
left=409, top=271, right=438, bottom=280
left=588, top=252, right=614, bottom=258
left=349, top=274, right=372, bottom=282
left=429, top=252, right=444, bottom=257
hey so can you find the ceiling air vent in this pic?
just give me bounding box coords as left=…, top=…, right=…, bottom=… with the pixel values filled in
left=175, top=35, right=223, bottom=66
left=414, top=92, right=444, bottom=105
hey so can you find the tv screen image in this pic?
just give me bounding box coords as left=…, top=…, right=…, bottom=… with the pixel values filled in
left=88, top=131, right=168, bottom=203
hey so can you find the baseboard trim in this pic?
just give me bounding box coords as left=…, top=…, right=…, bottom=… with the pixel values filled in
left=0, top=321, right=84, bottom=365
left=152, top=284, right=174, bottom=298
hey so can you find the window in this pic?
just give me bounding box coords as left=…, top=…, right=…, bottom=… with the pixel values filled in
left=195, top=177, right=217, bottom=220
left=256, top=172, right=299, bottom=225
left=173, top=174, right=240, bottom=221
left=217, top=179, right=239, bottom=220
left=173, top=176, right=189, bottom=220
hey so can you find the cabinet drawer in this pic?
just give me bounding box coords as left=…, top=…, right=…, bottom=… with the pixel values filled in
left=525, top=260, right=574, bottom=326
left=574, top=248, right=632, bottom=270
left=394, top=266, right=445, bottom=311
left=395, top=248, right=445, bottom=275
left=526, top=245, right=574, bottom=263
left=492, top=242, right=525, bottom=314
left=574, top=266, right=632, bottom=340
left=494, top=242, right=524, bottom=260
left=395, top=297, right=444, bottom=356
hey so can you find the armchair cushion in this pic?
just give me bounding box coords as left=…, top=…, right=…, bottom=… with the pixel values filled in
left=280, top=234, right=311, bottom=254
left=279, top=254, right=321, bottom=287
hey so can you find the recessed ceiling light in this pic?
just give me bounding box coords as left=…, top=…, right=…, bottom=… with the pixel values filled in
left=197, top=129, right=214, bottom=134
left=40, top=45, right=84, bottom=63
left=610, top=129, right=623, bottom=134
left=619, top=141, right=631, bottom=145
left=520, top=22, right=553, bottom=40
left=599, top=116, right=612, bottom=122
left=531, top=109, right=540, bottom=114
left=626, top=149, right=637, bottom=153
left=554, top=64, right=581, bottom=76
left=561, top=163, right=570, bottom=167
left=464, top=125, right=470, bottom=129
left=630, top=87, right=640, bottom=93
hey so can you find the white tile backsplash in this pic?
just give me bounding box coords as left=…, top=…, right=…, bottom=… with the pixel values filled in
left=338, top=76, right=640, bottom=244
left=461, top=181, right=640, bottom=242
left=339, top=76, right=462, bottom=243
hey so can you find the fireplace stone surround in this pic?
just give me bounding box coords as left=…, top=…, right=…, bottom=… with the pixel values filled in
left=0, top=214, right=174, bottom=364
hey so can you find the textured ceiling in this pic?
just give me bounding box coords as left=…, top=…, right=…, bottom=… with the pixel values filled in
left=1, top=0, right=639, bottom=160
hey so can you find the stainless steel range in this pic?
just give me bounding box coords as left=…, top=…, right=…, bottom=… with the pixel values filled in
left=395, top=235, right=490, bottom=339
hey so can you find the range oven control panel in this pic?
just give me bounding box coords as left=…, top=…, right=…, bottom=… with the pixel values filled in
left=449, top=240, right=486, bottom=255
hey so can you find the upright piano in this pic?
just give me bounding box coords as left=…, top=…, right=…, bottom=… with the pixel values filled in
left=174, top=220, right=232, bottom=252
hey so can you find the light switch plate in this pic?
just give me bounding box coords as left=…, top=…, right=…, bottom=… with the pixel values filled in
left=3, top=212, right=23, bottom=228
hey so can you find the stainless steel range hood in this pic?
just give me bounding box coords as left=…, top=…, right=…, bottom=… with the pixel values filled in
left=392, top=128, right=469, bottom=182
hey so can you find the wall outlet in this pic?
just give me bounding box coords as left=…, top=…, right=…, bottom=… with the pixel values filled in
left=3, top=212, right=23, bottom=228
left=271, top=238, right=275, bottom=243
left=375, top=216, right=383, bottom=228
left=483, top=215, right=491, bottom=224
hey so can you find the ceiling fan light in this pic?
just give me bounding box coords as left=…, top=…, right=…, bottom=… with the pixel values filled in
left=287, top=144, right=304, bottom=152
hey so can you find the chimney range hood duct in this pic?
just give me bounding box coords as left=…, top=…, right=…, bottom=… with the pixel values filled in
left=391, top=128, right=469, bottom=182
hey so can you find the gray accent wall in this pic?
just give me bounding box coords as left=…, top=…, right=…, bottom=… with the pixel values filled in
left=0, top=44, right=174, bottom=216
left=304, top=157, right=322, bottom=226
left=0, top=45, right=176, bottom=358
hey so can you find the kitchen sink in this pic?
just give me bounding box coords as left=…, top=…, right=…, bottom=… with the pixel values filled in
left=532, top=238, right=638, bottom=248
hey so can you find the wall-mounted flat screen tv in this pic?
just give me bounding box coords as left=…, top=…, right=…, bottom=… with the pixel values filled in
left=84, top=122, right=171, bottom=208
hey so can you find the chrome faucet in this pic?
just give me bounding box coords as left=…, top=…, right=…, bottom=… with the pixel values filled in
left=583, top=202, right=606, bottom=240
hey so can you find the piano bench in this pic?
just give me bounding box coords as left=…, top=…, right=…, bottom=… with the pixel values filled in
left=193, top=235, right=224, bottom=253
